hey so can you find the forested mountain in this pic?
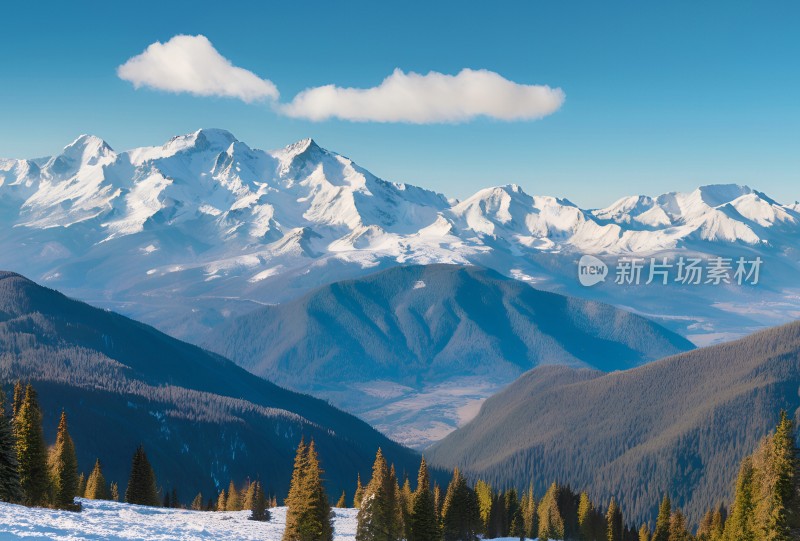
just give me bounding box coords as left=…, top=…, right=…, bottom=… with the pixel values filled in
left=427, top=320, right=800, bottom=527
left=0, top=271, right=422, bottom=501
left=206, top=264, right=692, bottom=447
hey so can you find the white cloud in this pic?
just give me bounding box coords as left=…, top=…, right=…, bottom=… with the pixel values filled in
left=280, top=68, right=565, bottom=123
left=118, top=35, right=278, bottom=103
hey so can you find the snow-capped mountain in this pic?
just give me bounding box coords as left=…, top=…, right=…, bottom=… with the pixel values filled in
left=1, top=129, right=798, bottom=344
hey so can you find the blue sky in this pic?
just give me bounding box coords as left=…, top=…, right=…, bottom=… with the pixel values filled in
left=1, top=1, right=798, bottom=207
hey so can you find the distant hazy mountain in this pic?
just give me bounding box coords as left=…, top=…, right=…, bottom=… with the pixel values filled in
left=1, top=130, right=799, bottom=344
left=206, top=264, right=693, bottom=447
left=427, top=320, right=800, bottom=526
left=0, top=271, right=422, bottom=500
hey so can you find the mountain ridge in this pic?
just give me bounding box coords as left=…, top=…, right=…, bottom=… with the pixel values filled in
left=205, top=264, right=694, bottom=448
left=0, top=270, right=424, bottom=499
left=1, top=129, right=799, bottom=344
left=427, top=319, right=800, bottom=526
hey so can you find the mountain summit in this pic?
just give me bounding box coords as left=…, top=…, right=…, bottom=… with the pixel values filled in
left=1, top=130, right=799, bottom=342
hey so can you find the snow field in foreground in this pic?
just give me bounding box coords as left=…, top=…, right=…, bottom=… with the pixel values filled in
left=0, top=499, right=356, bottom=541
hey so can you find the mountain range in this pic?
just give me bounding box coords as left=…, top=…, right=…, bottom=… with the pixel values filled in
left=0, top=270, right=423, bottom=500
left=205, top=264, right=693, bottom=447
left=1, top=129, right=799, bottom=346
left=427, top=320, right=800, bottom=526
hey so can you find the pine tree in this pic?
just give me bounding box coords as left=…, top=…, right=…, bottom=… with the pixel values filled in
left=217, top=489, right=227, bottom=511
left=763, top=411, right=799, bottom=540
left=354, top=473, right=365, bottom=508
left=110, top=482, right=119, bottom=502
left=76, top=472, right=86, bottom=498
left=163, top=491, right=171, bottom=508
left=606, top=498, right=623, bottom=541
left=250, top=480, right=270, bottom=521
left=0, top=388, right=22, bottom=503
left=284, top=439, right=333, bottom=541
left=226, top=480, right=240, bottom=511
left=14, top=384, right=49, bottom=507
left=400, top=476, right=413, bottom=539
left=441, top=468, right=480, bottom=541
left=11, top=381, right=23, bottom=420
left=652, top=495, right=671, bottom=541
left=124, top=445, right=159, bottom=506
left=48, top=411, right=79, bottom=510
left=475, top=480, right=492, bottom=534
left=538, top=483, right=565, bottom=541
left=192, top=492, right=204, bottom=510
left=577, top=492, right=595, bottom=541
left=488, top=492, right=506, bottom=538
left=724, top=456, right=755, bottom=541
left=434, top=483, right=442, bottom=521
left=171, top=487, right=179, bottom=509
left=639, top=524, right=651, bottom=541
left=409, top=457, right=439, bottom=541
left=506, top=488, right=521, bottom=538
left=336, top=491, right=347, bottom=508
left=84, top=459, right=109, bottom=500
left=243, top=481, right=256, bottom=511
left=520, top=485, right=537, bottom=539
left=710, top=506, right=726, bottom=541
left=668, top=510, right=691, bottom=541
left=356, top=448, right=403, bottom=541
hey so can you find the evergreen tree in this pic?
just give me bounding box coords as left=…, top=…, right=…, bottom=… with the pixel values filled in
left=0, top=389, right=22, bottom=503
left=250, top=480, right=270, bottom=521
left=124, top=445, right=159, bottom=506
left=84, top=459, right=109, bottom=500
left=192, top=492, right=204, bottom=510
left=356, top=448, right=403, bottom=541
left=206, top=496, right=215, bottom=511
left=710, top=506, right=726, bottom=541
left=668, top=510, right=691, bottom=541
left=652, top=495, right=671, bottom=541
left=400, top=476, right=413, bottom=539
left=243, top=481, right=256, bottom=511
left=226, top=480, right=240, bottom=511
left=487, top=492, right=506, bottom=538
left=14, top=384, right=49, bottom=507
left=48, top=411, right=79, bottom=510
left=217, top=489, right=227, bottom=511
left=763, top=411, right=799, bottom=540
left=475, top=480, right=492, bottom=534
left=724, top=455, right=755, bottom=541
left=639, top=524, right=651, bottom=541
left=409, top=457, right=439, bottom=541
left=76, top=472, right=86, bottom=498
left=434, top=483, right=442, bottom=522
left=163, top=491, right=171, bottom=508
left=354, top=473, right=365, bottom=508
left=110, top=482, right=119, bottom=502
left=11, top=381, right=23, bottom=420
left=441, top=468, right=480, bottom=541
left=171, top=487, right=179, bottom=509
left=577, top=492, right=595, bottom=541
left=520, top=485, right=537, bottom=539
left=336, top=491, right=347, bottom=508
left=284, top=439, right=333, bottom=541
left=538, top=483, right=565, bottom=541
left=606, top=498, right=623, bottom=541
left=506, top=488, right=521, bottom=538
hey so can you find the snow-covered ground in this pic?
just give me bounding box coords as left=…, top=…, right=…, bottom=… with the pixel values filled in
left=0, top=499, right=357, bottom=541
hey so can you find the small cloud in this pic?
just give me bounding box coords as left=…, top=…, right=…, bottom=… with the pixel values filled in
left=118, top=35, right=278, bottom=103
left=280, top=68, right=565, bottom=123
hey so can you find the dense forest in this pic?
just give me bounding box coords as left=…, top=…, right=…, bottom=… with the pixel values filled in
left=429, top=321, right=800, bottom=526
left=2, top=380, right=797, bottom=541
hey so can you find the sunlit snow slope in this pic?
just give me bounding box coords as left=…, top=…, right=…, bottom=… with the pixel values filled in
left=1, top=129, right=799, bottom=343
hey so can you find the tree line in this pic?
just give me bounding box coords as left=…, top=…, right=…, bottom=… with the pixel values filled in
left=1, top=381, right=797, bottom=540
left=0, top=381, right=273, bottom=520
